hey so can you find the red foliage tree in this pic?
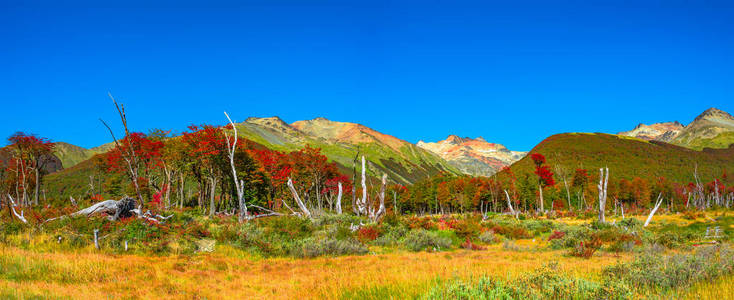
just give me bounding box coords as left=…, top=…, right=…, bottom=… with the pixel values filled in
left=6, top=132, right=55, bottom=206
left=530, top=153, right=554, bottom=211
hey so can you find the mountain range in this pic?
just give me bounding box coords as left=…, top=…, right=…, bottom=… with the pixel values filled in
left=417, top=136, right=526, bottom=176
left=618, top=108, right=734, bottom=150
left=45, top=107, right=734, bottom=185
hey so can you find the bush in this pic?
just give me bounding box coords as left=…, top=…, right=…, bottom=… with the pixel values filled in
left=654, top=231, right=688, bottom=249
left=260, top=216, right=314, bottom=239
left=461, top=238, right=485, bottom=251
left=312, top=214, right=365, bottom=227
left=403, top=229, right=452, bottom=252
left=478, top=230, right=500, bottom=244
left=618, top=217, right=643, bottom=229
left=547, top=231, right=565, bottom=241
left=490, top=224, right=532, bottom=239
left=295, top=237, right=368, bottom=258
left=570, top=234, right=602, bottom=258
left=373, top=225, right=407, bottom=247
left=603, top=244, right=734, bottom=290
left=356, top=225, right=381, bottom=243
left=549, top=226, right=591, bottom=250
left=424, top=262, right=633, bottom=300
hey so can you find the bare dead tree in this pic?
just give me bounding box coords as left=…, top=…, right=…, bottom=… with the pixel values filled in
left=355, top=156, right=368, bottom=216
left=287, top=178, right=312, bottom=218
left=100, top=93, right=144, bottom=209
left=335, top=182, right=343, bottom=214
left=553, top=160, right=571, bottom=210
left=644, top=193, right=664, bottom=227
left=351, top=150, right=359, bottom=215
left=223, top=112, right=247, bottom=222
left=504, top=189, right=518, bottom=219
left=7, top=194, right=28, bottom=223
left=598, top=167, right=609, bottom=223
left=368, top=173, right=387, bottom=221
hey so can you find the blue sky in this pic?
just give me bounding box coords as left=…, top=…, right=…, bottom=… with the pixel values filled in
left=2, top=0, right=733, bottom=151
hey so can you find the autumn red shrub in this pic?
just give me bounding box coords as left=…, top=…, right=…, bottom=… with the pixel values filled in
left=357, top=226, right=380, bottom=243
left=406, top=216, right=435, bottom=230
left=491, top=225, right=532, bottom=239
left=548, top=230, right=566, bottom=241
left=461, top=238, right=486, bottom=251
left=571, top=234, right=602, bottom=258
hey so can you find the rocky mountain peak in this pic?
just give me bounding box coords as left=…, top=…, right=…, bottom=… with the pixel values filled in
left=417, top=135, right=525, bottom=176
left=693, top=107, right=733, bottom=123
left=444, top=135, right=464, bottom=144
left=246, top=116, right=300, bottom=134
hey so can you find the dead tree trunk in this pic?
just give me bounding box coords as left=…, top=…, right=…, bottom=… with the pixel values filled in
left=208, top=177, right=217, bottom=217
left=335, top=182, right=343, bottom=214
left=224, top=112, right=247, bottom=222
left=356, top=156, right=368, bottom=216
left=538, top=184, right=544, bottom=213
left=644, top=193, right=664, bottom=227
left=33, top=167, right=40, bottom=206
left=370, top=173, right=387, bottom=221
left=598, top=167, right=609, bottom=223
left=100, top=94, right=144, bottom=209
left=7, top=195, right=27, bottom=223
left=504, top=189, right=517, bottom=219
left=287, top=178, right=312, bottom=218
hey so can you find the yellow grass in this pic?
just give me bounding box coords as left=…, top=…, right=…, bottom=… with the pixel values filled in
left=0, top=242, right=629, bottom=299
left=679, top=275, right=734, bottom=300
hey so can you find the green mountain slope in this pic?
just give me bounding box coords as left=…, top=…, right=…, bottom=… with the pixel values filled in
left=508, top=132, right=734, bottom=183
left=53, top=142, right=115, bottom=169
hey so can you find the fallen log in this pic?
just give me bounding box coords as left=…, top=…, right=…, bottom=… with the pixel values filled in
left=45, top=197, right=170, bottom=224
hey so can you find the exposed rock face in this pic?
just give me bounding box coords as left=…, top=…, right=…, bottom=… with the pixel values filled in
left=417, top=135, right=526, bottom=176
left=618, top=121, right=684, bottom=142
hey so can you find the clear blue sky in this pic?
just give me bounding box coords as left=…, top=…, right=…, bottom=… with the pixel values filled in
left=2, top=0, right=733, bottom=151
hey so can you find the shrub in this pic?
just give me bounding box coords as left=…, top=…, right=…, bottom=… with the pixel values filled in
left=654, top=231, right=688, bottom=249
left=570, top=234, right=602, bottom=258
left=296, top=237, right=368, bottom=258
left=424, top=262, right=633, bottom=300
left=618, top=217, right=643, bottom=229
left=549, top=226, right=591, bottom=250
left=490, top=224, right=532, bottom=239
left=461, top=238, right=485, bottom=251
left=478, top=230, right=500, bottom=244
left=356, top=225, right=380, bottom=243
left=373, top=225, right=407, bottom=247
left=403, top=229, right=452, bottom=252
left=260, top=216, right=314, bottom=239
left=604, top=244, right=734, bottom=290
left=452, top=217, right=482, bottom=239
left=405, top=216, right=435, bottom=230
left=548, top=230, right=566, bottom=241
left=312, top=214, right=365, bottom=227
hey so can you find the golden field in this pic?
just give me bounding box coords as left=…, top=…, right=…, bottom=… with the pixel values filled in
left=0, top=242, right=627, bottom=299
